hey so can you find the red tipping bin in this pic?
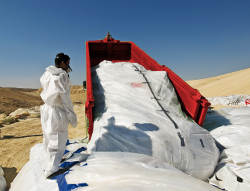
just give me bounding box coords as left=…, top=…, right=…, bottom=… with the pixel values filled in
left=85, top=34, right=210, bottom=140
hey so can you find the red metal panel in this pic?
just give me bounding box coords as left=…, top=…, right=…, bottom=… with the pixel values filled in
left=197, top=98, right=210, bottom=125
left=85, top=36, right=210, bottom=141
left=85, top=41, right=94, bottom=140
left=161, top=66, right=201, bottom=120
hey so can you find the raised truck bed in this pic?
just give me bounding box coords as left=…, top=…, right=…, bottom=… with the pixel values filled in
left=85, top=33, right=210, bottom=140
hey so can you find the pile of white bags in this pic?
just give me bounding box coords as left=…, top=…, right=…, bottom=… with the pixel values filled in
left=208, top=95, right=250, bottom=106
left=88, top=61, right=219, bottom=180
left=208, top=107, right=250, bottom=191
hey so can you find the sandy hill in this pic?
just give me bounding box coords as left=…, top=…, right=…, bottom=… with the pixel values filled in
left=0, top=87, right=43, bottom=115
left=187, top=68, right=250, bottom=97
left=0, top=85, right=85, bottom=115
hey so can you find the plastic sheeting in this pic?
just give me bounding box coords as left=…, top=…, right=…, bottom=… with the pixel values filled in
left=10, top=142, right=221, bottom=191
left=207, top=107, right=250, bottom=191
left=210, top=107, right=250, bottom=148
left=65, top=152, right=221, bottom=191
left=87, top=60, right=219, bottom=180
left=10, top=141, right=88, bottom=191
left=0, top=167, right=6, bottom=191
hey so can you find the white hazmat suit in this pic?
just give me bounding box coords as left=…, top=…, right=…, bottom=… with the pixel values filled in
left=40, top=65, right=77, bottom=177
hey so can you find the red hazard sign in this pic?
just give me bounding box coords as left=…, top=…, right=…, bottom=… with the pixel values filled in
left=245, top=99, right=250, bottom=106
left=131, top=82, right=144, bottom=88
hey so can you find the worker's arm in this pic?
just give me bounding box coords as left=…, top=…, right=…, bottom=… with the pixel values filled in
left=57, top=73, right=78, bottom=127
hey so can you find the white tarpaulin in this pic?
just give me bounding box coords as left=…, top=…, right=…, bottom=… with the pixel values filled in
left=88, top=60, right=219, bottom=180
left=10, top=142, right=220, bottom=191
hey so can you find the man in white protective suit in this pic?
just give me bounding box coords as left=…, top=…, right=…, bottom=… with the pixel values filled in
left=40, top=53, right=77, bottom=177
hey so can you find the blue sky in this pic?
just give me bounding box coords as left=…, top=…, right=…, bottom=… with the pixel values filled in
left=0, top=0, right=249, bottom=88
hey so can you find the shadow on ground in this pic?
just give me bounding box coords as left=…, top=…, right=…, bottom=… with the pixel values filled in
left=203, top=110, right=231, bottom=131
left=3, top=167, right=18, bottom=189
left=0, top=134, right=42, bottom=140
left=94, top=117, right=159, bottom=156
left=92, top=67, right=107, bottom=121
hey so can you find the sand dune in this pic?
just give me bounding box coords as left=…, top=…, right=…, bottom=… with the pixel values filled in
left=187, top=68, right=250, bottom=97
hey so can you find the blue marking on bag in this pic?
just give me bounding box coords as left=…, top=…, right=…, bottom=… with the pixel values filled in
left=60, top=161, right=78, bottom=169
left=52, top=168, right=88, bottom=190
left=74, top=147, right=86, bottom=153
left=64, top=150, right=70, bottom=155
left=66, top=140, right=70, bottom=146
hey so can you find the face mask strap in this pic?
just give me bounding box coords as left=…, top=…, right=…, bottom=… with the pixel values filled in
left=67, top=65, right=72, bottom=73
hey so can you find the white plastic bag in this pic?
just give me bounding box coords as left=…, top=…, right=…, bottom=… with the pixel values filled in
left=88, top=61, right=219, bottom=180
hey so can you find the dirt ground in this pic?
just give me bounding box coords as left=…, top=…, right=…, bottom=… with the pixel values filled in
left=0, top=86, right=86, bottom=189
left=0, top=85, right=85, bottom=115
left=0, top=87, right=43, bottom=115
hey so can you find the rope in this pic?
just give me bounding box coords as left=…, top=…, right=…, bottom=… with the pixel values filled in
left=133, top=65, right=185, bottom=147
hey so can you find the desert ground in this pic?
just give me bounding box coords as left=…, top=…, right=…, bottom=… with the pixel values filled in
left=0, top=67, right=249, bottom=189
